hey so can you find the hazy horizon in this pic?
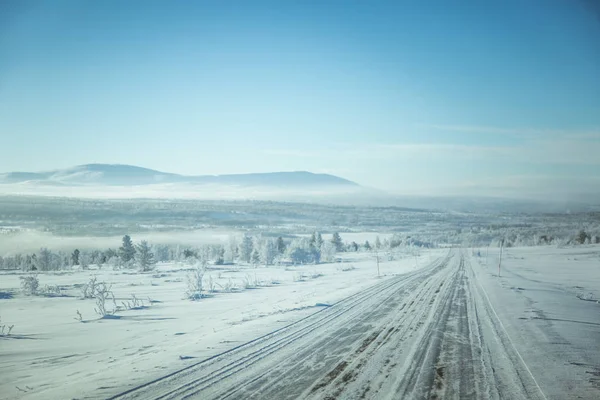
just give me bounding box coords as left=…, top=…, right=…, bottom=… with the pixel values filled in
left=2, top=162, right=600, bottom=204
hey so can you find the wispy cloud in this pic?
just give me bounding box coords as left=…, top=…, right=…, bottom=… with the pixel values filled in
left=418, top=124, right=600, bottom=139
left=370, top=142, right=512, bottom=155
left=262, top=147, right=378, bottom=160
left=379, top=139, right=600, bottom=165
left=264, top=138, right=600, bottom=166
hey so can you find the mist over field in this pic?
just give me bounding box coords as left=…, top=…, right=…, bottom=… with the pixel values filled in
left=2, top=164, right=599, bottom=212
left=0, top=229, right=234, bottom=255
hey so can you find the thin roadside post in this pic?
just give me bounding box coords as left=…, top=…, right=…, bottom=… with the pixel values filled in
left=498, top=239, right=504, bottom=277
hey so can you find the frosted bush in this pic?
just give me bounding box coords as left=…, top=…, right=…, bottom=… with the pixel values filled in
left=186, top=260, right=206, bottom=300
left=93, top=282, right=116, bottom=317
left=0, top=317, right=15, bottom=336
left=80, top=276, right=99, bottom=299
left=20, top=274, right=39, bottom=296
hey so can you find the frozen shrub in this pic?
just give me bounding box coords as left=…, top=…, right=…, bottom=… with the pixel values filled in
left=93, top=282, right=116, bottom=317
left=293, top=273, right=307, bottom=282
left=242, top=273, right=261, bottom=289
left=121, top=294, right=144, bottom=310
left=80, top=276, right=99, bottom=299
left=205, top=274, right=217, bottom=293
left=0, top=317, right=15, bottom=336
left=310, top=271, right=323, bottom=279
left=186, top=260, right=206, bottom=300
left=20, top=274, right=39, bottom=296
left=217, top=278, right=236, bottom=292
left=40, top=284, right=62, bottom=297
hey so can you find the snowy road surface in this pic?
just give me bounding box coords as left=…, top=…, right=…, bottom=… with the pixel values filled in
left=110, top=249, right=600, bottom=400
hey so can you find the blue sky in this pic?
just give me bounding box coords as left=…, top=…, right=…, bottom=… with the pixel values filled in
left=1, top=0, right=599, bottom=197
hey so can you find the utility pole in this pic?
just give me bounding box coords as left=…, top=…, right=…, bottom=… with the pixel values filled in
left=375, top=250, right=380, bottom=278
left=498, top=239, right=504, bottom=277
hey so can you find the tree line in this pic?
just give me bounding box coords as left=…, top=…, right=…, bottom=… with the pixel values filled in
left=0, top=232, right=388, bottom=271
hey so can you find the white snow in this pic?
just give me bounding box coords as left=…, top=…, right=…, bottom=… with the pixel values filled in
left=0, top=249, right=435, bottom=400
left=2, top=245, right=599, bottom=399
left=469, top=245, right=600, bottom=399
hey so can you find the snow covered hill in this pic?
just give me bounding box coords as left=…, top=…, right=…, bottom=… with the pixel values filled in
left=0, top=164, right=359, bottom=188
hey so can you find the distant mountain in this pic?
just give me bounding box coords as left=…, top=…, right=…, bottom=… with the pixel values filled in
left=0, top=164, right=360, bottom=188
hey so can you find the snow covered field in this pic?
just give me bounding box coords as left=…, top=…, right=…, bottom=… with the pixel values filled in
left=1, top=245, right=599, bottom=399
left=0, top=249, right=433, bottom=400
left=472, top=245, right=600, bottom=399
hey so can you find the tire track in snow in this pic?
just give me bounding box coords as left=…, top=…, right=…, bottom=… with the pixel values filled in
left=108, top=253, right=452, bottom=400
left=109, top=250, right=550, bottom=400
left=466, top=255, right=549, bottom=400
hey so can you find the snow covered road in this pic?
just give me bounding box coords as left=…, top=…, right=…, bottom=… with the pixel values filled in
left=110, top=248, right=599, bottom=400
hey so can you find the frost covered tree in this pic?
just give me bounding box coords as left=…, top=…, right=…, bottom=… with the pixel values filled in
left=389, top=234, right=403, bottom=248
left=79, top=252, right=92, bottom=269
left=25, top=254, right=36, bottom=271
left=239, top=235, right=254, bottom=263
left=107, top=255, right=122, bottom=268
left=364, top=240, right=371, bottom=251
left=119, top=235, right=136, bottom=263
left=320, top=241, right=337, bottom=262
left=276, top=236, right=286, bottom=254
left=577, top=230, right=590, bottom=245
left=90, top=250, right=101, bottom=265
left=215, top=246, right=225, bottom=265
left=331, top=232, right=344, bottom=252
left=223, top=246, right=234, bottom=264
left=260, top=238, right=278, bottom=266
left=315, top=232, right=324, bottom=249
left=310, top=231, right=323, bottom=250
left=36, top=248, right=51, bottom=271
left=287, top=238, right=320, bottom=264
left=171, top=245, right=183, bottom=261
left=288, top=246, right=310, bottom=264
left=309, top=231, right=324, bottom=249
left=154, top=245, right=171, bottom=262
left=310, top=245, right=321, bottom=264
left=251, top=249, right=260, bottom=266
left=198, top=245, right=211, bottom=263
left=102, top=248, right=117, bottom=264
left=35, top=248, right=60, bottom=271
left=307, top=233, right=322, bottom=262
left=71, top=249, right=80, bottom=266
left=228, top=236, right=239, bottom=262
left=183, top=248, right=197, bottom=259
left=375, top=236, right=382, bottom=250
left=135, top=240, right=156, bottom=271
